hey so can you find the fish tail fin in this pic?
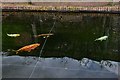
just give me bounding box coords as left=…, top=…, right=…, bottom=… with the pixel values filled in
left=7, top=49, right=18, bottom=54
left=16, top=51, right=18, bottom=54
left=7, top=34, right=9, bottom=36
left=34, top=35, right=38, bottom=38
left=12, top=50, right=19, bottom=54
left=16, top=50, right=19, bottom=54
left=16, top=51, right=19, bottom=54
left=94, top=39, right=97, bottom=41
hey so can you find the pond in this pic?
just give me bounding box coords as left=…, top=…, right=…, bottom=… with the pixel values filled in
left=2, top=12, right=120, bottom=61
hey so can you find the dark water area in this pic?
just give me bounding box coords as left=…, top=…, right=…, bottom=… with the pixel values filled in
left=2, top=12, right=120, bottom=61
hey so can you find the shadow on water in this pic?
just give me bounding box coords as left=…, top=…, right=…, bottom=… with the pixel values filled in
left=2, top=12, right=120, bottom=61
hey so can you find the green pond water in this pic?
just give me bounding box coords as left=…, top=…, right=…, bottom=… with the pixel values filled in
left=2, top=12, right=120, bottom=61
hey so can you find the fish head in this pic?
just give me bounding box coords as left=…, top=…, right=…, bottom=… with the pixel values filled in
left=103, top=36, right=108, bottom=40
left=105, top=36, right=108, bottom=38
left=35, top=43, right=40, bottom=47
left=17, top=34, right=20, bottom=36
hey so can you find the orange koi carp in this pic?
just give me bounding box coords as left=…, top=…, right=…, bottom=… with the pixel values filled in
left=16, top=43, right=40, bottom=54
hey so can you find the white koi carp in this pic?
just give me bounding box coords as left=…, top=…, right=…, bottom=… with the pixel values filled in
left=7, top=34, right=20, bottom=37
left=95, top=36, right=108, bottom=41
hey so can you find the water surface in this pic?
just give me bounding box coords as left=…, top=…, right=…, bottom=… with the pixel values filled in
left=2, top=12, right=120, bottom=61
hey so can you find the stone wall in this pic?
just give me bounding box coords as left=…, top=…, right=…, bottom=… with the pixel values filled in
left=32, top=2, right=111, bottom=7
